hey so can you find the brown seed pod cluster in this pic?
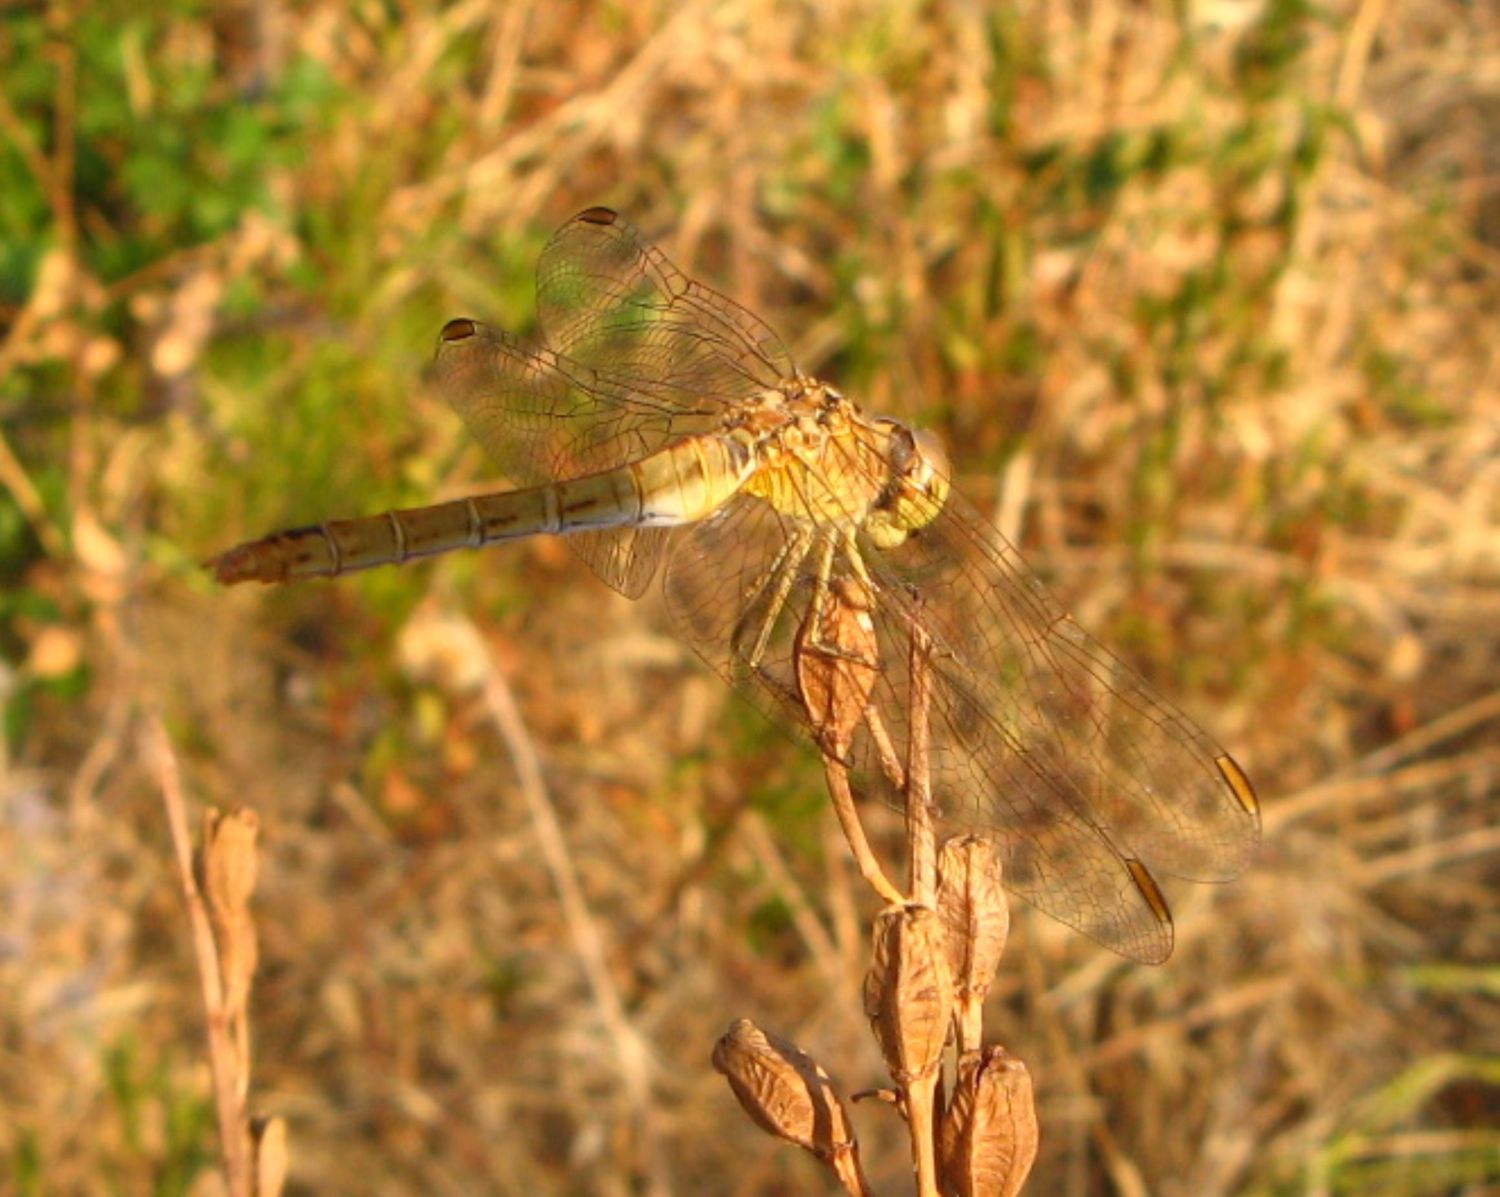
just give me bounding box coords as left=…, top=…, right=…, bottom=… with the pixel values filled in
left=712, top=609, right=1037, bottom=1196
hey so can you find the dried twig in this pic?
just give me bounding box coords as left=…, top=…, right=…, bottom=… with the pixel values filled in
left=463, top=615, right=672, bottom=1197
left=904, top=620, right=937, bottom=906
left=143, top=715, right=284, bottom=1197
left=886, top=624, right=946, bottom=1197
left=143, top=715, right=253, bottom=1196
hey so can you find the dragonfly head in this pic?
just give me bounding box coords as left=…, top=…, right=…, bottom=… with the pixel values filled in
left=866, top=419, right=951, bottom=549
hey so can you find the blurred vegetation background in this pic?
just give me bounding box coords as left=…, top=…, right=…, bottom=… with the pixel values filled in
left=2, top=0, right=1498, bottom=1194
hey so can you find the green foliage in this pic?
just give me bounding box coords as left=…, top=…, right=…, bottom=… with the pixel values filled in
left=104, top=1036, right=215, bottom=1196
left=2, top=6, right=336, bottom=287
left=7, top=1127, right=40, bottom=1196
left=1234, top=0, right=1320, bottom=98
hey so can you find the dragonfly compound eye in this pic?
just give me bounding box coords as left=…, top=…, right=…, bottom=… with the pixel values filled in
left=866, top=423, right=951, bottom=549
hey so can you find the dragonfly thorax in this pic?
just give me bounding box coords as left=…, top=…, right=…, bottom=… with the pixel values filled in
left=734, top=380, right=950, bottom=548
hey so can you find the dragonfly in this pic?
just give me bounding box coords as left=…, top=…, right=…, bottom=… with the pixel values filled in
left=211, top=205, right=1259, bottom=964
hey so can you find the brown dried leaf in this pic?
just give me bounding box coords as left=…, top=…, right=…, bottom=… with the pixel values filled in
left=201, top=807, right=261, bottom=1024
left=203, top=807, right=259, bottom=915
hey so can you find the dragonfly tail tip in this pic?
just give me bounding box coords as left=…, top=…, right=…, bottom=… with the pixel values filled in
left=204, top=546, right=259, bottom=586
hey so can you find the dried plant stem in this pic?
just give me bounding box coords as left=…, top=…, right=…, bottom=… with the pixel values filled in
left=0, top=425, right=67, bottom=560
left=729, top=555, right=1035, bottom=1195
left=795, top=574, right=907, bottom=905
left=898, top=624, right=942, bottom=1197
left=142, top=714, right=253, bottom=1197
left=907, top=1068, right=943, bottom=1197
left=1342, top=686, right=1500, bottom=778
left=820, top=752, right=905, bottom=905
left=1334, top=0, right=1390, bottom=108
left=472, top=630, right=671, bottom=1197
left=904, top=622, right=936, bottom=907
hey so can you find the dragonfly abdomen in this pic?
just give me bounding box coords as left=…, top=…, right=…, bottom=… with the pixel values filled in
left=209, top=496, right=516, bottom=584
left=209, top=433, right=755, bottom=585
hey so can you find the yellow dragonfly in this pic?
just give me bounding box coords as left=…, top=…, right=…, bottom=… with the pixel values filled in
left=211, top=206, right=1259, bottom=963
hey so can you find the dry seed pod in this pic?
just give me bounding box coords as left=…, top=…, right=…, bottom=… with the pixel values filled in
left=863, top=904, right=954, bottom=1083
left=938, top=1046, right=1038, bottom=1197
left=201, top=808, right=260, bottom=922
left=936, top=836, right=1009, bottom=1045
left=200, top=808, right=261, bottom=1021
left=199, top=807, right=262, bottom=1100
left=712, top=1019, right=860, bottom=1164
left=253, top=1116, right=288, bottom=1197
left=795, top=576, right=878, bottom=757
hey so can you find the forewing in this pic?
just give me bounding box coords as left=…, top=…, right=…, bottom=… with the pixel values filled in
left=430, top=319, right=692, bottom=596
left=536, top=207, right=796, bottom=403
left=432, top=207, right=797, bottom=598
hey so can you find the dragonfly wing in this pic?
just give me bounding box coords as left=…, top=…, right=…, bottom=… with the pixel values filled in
left=537, top=207, right=797, bottom=402
left=569, top=523, right=673, bottom=599
left=433, top=207, right=795, bottom=597
left=660, top=490, right=1184, bottom=962
left=855, top=485, right=1260, bottom=889
left=878, top=620, right=1183, bottom=961
left=661, top=439, right=1257, bottom=961
left=431, top=319, right=697, bottom=596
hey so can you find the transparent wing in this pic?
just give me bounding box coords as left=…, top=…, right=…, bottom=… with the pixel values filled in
left=431, top=320, right=710, bottom=595
left=661, top=441, right=1258, bottom=963
left=537, top=207, right=796, bottom=401
left=858, top=485, right=1260, bottom=885
left=431, top=208, right=797, bottom=597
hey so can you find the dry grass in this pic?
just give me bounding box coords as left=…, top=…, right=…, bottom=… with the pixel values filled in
left=2, top=1, right=1498, bottom=1193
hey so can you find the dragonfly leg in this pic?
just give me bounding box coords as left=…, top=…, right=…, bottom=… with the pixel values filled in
left=833, top=534, right=907, bottom=790
left=732, top=523, right=805, bottom=630
left=797, top=533, right=878, bottom=665
left=863, top=705, right=908, bottom=793
left=800, top=531, right=840, bottom=645
left=732, top=524, right=815, bottom=671
left=792, top=533, right=906, bottom=905
left=727, top=523, right=805, bottom=659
